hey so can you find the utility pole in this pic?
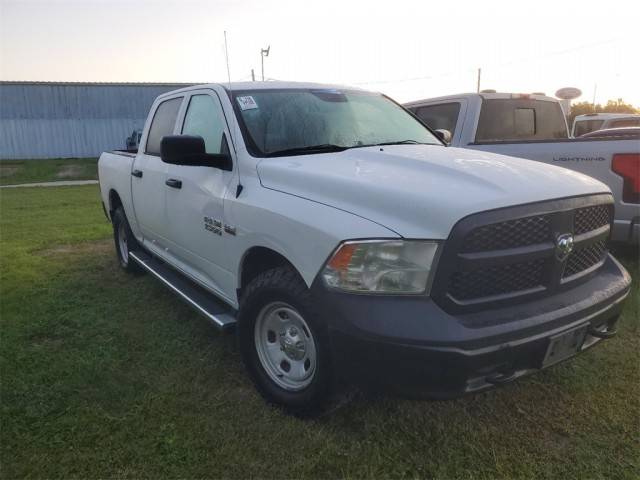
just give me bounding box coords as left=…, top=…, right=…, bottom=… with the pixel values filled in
left=251, top=69, right=255, bottom=81
left=476, top=68, right=481, bottom=93
left=224, top=31, right=231, bottom=83
left=592, top=83, right=597, bottom=108
left=261, top=46, right=270, bottom=81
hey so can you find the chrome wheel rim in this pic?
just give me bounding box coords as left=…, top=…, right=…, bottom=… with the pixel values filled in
left=117, top=221, right=129, bottom=266
left=254, top=302, right=317, bottom=391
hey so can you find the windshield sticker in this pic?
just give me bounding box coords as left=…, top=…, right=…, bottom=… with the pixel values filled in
left=237, top=96, right=258, bottom=110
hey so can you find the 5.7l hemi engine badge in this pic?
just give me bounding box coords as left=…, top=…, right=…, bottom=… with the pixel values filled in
left=204, top=216, right=222, bottom=236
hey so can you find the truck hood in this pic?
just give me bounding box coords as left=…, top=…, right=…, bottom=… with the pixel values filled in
left=256, top=145, right=609, bottom=238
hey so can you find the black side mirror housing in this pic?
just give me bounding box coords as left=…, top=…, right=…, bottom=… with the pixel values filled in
left=160, top=135, right=232, bottom=170
left=433, top=129, right=452, bottom=144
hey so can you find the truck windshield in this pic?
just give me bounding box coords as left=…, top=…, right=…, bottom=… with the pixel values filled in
left=232, top=89, right=441, bottom=157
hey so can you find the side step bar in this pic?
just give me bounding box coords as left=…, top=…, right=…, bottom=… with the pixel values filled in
left=129, top=250, right=237, bottom=332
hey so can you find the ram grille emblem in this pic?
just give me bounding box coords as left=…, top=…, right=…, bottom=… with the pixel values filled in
left=555, top=233, right=574, bottom=261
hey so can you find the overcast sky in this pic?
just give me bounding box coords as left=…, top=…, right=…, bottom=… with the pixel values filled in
left=1, top=0, right=638, bottom=105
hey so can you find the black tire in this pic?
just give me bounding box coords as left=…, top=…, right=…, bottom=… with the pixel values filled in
left=112, top=207, right=144, bottom=275
left=238, top=266, right=332, bottom=415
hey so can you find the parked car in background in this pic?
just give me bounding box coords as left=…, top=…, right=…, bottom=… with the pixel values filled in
left=572, top=113, right=640, bottom=137
left=98, top=82, right=631, bottom=413
left=404, top=92, right=640, bottom=244
left=579, top=127, right=640, bottom=139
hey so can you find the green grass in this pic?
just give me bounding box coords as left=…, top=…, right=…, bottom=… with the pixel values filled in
left=1, top=185, right=638, bottom=479
left=0, top=158, right=98, bottom=185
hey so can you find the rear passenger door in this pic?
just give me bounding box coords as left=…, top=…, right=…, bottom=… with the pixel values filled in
left=163, top=89, right=237, bottom=301
left=131, top=95, right=183, bottom=248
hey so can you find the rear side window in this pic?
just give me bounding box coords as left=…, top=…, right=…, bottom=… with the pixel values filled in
left=574, top=119, right=604, bottom=137
left=414, top=102, right=461, bottom=135
left=608, top=118, right=640, bottom=128
left=145, top=97, right=183, bottom=155
left=475, top=99, right=568, bottom=142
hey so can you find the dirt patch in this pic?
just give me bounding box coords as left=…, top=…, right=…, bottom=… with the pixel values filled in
left=36, top=239, right=112, bottom=257
left=56, top=165, right=84, bottom=179
left=0, top=165, right=21, bottom=178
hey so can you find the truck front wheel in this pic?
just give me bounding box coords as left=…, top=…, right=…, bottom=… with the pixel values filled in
left=112, top=207, right=144, bottom=275
left=238, top=266, right=332, bottom=414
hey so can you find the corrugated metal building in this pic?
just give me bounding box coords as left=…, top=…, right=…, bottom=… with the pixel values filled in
left=0, top=82, right=192, bottom=159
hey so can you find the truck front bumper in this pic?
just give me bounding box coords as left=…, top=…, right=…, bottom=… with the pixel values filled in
left=311, top=254, right=631, bottom=398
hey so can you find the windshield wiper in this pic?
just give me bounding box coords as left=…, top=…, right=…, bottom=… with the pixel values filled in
left=373, top=140, right=428, bottom=146
left=265, top=144, right=349, bottom=157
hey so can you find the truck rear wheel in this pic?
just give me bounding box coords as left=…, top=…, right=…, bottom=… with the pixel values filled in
left=112, top=207, right=144, bottom=275
left=238, top=266, right=332, bottom=414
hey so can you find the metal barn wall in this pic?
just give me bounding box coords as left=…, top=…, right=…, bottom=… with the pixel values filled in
left=0, top=82, right=191, bottom=159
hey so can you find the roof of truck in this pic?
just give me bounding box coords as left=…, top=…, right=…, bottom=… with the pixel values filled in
left=158, top=81, right=368, bottom=97
left=404, top=92, right=558, bottom=107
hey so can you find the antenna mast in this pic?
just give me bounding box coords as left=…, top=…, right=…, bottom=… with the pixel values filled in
left=224, top=31, right=231, bottom=83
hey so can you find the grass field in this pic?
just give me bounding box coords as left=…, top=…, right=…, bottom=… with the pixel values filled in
left=1, top=185, right=638, bottom=479
left=0, top=158, right=98, bottom=185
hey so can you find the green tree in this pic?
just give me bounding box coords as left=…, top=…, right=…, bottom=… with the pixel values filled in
left=569, top=98, right=639, bottom=124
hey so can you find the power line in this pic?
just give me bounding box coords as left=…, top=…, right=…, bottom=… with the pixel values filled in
left=353, top=38, right=617, bottom=86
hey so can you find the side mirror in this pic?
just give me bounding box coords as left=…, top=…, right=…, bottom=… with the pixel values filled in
left=160, top=135, right=232, bottom=170
left=434, top=129, right=452, bottom=144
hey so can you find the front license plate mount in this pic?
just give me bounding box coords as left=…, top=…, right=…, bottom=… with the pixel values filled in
left=542, top=324, right=589, bottom=368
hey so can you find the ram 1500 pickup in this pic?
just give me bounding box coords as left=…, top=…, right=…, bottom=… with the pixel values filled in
left=99, top=82, right=631, bottom=413
left=404, top=92, right=640, bottom=244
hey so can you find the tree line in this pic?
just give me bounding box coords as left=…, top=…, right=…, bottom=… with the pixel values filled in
left=569, top=98, right=639, bottom=123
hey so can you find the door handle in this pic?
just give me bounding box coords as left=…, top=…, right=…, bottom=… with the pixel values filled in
left=131, top=169, right=143, bottom=178
left=165, top=178, right=182, bottom=189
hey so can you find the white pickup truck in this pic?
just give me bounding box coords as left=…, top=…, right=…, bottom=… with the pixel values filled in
left=98, top=82, right=631, bottom=413
left=404, top=93, right=640, bottom=244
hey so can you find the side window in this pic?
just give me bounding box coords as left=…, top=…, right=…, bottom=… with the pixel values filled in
left=414, top=103, right=461, bottom=135
left=145, top=97, right=183, bottom=155
left=182, top=94, right=227, bottom=154
left=608, top=118, right=640, bottom=128
left=574, top=119, right=604, bottom=137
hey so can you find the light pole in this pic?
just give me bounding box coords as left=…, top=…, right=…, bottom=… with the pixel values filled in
left=261, top=46, right=270, bottom=81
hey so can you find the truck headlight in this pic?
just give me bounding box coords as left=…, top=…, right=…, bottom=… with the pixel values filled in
left=321, top=240, right=440, bottom=294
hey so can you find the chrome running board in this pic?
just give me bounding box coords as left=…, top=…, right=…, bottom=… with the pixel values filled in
left=129, top=250, right=237, bottom=331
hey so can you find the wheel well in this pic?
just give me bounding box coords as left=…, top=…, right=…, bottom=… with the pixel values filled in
left=239, top=247, right=299, bottom=295
left=109, top=190, right=122, bottom=217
